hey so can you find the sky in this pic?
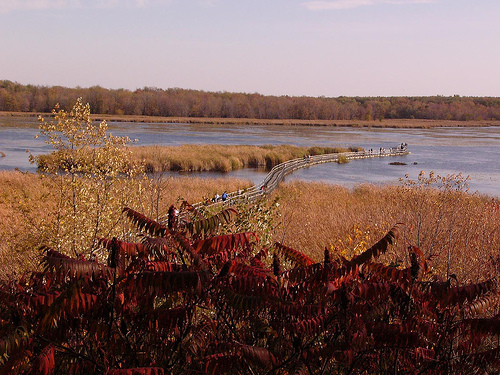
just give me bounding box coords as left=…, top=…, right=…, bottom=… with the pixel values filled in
left=1, top=0, right=499, bottom=97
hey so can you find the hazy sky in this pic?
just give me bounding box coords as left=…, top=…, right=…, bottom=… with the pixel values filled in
left=1, top=0, right=499, bottom=97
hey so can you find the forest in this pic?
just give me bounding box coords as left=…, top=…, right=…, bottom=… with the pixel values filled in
left=2, top=79, right=500, bottom=121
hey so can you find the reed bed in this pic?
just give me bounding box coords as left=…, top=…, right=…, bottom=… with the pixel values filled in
left=88, top=114, right=500, bottom=128
left=0, top=170, right=251, bottom=276
left=5, top=112, right=500, bottom=128
left=2, top=170, right=498, bottom=283
left=37, top=144, right=360, bottom=173
left=272, top=181, right=499, bottom=282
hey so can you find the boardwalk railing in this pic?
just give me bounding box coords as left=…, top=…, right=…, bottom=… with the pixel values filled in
left=191, top=146, right=409, bottom=211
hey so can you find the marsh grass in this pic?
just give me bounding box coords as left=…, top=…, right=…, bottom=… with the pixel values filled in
left=0, top=170, right=252, bottom=276
left=272, top=180, right=499, bottom=282
left=36, top=144, right=358, bottom=173
left=2, top=170, right=498, bottom=283
left=6, top=112, right=500, bottom=129
left=336, top=154, right=349, bottom=164
left=86, top=114, right=500, bottom=129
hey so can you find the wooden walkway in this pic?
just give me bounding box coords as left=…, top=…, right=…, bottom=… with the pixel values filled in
left=192, top=146, right=409, bottom=210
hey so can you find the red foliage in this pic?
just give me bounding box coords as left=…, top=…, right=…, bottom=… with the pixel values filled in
left=1, top=208, right=499, bottom=374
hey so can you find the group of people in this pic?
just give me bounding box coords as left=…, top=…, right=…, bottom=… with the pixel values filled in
left=211, top=191, right=228, bottom=203
left=202, top=189, right=246, bottom=206
left=365, top=143, right=407, bottom=155
left=366, top=148, right=388, bottom=154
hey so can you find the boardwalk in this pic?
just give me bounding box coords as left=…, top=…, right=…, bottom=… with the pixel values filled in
left=193, top=146, right=409, bottom=210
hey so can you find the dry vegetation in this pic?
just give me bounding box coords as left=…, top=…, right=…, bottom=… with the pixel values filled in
left=130, top=144, right=307, bottom=173
left=36, top=144, right=360, bottom=173
left=0, top=170, right=252, bottom=276
left=3, top=111, right=500, bottom=128
left=272, top=179, right=500, bottom=283
left=92, top=115, right=500, bottom=128
left=2, top=170, right=498, bottom=284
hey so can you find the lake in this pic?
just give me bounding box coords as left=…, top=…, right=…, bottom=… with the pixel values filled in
left=1, top=116, right=499, bottom=197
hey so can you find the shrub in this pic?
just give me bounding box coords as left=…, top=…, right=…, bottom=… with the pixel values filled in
left=27, top=98, right=143, bottom=258
left=336, top=154, right=349, bottom=164
left=1, top=206, right=499, bottom=374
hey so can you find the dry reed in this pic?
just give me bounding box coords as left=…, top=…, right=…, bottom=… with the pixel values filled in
left=271, top=181, right=499, bottom=282
left=0, top=170, right=252, bottom=276
left=88, top=115, right=500, bottom=128
left=36, top=144, right=358, bottom=173
left=2, top=170, right=498, bottom=283
left=4, top=112, right=500, bottom=128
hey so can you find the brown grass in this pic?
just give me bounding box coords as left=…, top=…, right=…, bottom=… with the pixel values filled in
left=130, top=144, right=305, bottom=173
left=3, top=111, right=500, bottom=128
left=36, top=144, right=358, bottom=173
left=91, top=115, right=500, bottom=128
left=2, top=170, right=498, bottom=283
left=0, top=170, right=252, bottom=276
left=271, top=181, right=500, bottom=282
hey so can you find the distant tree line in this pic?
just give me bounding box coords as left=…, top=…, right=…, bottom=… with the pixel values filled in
left=1, top=79, right=500, bottom=121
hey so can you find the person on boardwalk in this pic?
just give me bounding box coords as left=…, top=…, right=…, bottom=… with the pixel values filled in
left=221, top=191, right=228, bottom=201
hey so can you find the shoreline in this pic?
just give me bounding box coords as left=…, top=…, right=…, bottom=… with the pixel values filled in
left=1, top=111, right=500, bottom=128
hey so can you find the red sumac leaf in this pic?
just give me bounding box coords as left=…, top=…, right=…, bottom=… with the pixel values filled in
left=32, top=344, right=55, bottom=375
left=275, top=242, right=314, bottom=267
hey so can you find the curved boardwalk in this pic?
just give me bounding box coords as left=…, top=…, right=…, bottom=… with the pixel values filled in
left=193, top=146, right=409, bottom=210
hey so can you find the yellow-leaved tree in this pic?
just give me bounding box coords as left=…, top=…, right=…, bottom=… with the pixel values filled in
left=30, top=98, right=144, bottom=259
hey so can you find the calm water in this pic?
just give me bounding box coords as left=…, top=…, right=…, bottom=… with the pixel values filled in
left=1, top=117, right=499, bottom=197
